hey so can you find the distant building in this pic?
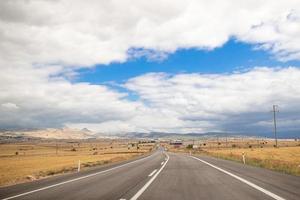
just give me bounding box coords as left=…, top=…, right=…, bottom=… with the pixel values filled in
left=138, top=140, right=156, bottom=144
left=170, top=140, right=183, bottom=148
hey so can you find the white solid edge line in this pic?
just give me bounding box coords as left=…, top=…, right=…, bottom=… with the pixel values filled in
left=161, top=161, right=164, bottom=165
left=190, top=156, right=286, bottom=200
left=148, top=169, right=158, bottom=177
left=1, top=153, right=157, bottom=200
left=130, top=153, right=169, bottom=200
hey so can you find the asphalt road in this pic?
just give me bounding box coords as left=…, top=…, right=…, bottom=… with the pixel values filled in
left=0, top=151, right=299, bottom=200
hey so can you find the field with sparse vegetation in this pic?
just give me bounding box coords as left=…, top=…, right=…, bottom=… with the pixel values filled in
left=0, top=139, right=155, bottom=186
left=166, top=138, right=300, bottom=176
left=203, top=146, right=300, bottom=176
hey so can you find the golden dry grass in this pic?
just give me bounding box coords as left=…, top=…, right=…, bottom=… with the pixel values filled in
left=192, top=138, right=299, bottom=149
left=166, top=139, right=300, bottom=176
left=207, top=146, right=300, bottom=163
left=0, top=140, right=155, bottom=186
left=203, top=146, right=300, bottom=176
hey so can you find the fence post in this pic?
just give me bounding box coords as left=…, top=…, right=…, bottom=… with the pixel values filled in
left=78, top=160, right=81, bottom=172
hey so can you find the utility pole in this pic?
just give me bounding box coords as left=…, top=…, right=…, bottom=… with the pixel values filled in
left=272, top=105, right=279, bottom=147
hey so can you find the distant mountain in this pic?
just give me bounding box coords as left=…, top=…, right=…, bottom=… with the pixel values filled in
left=113, top=132, right=232, bottom=139
left=0, top=127, right=95, bottom=140
left=1, top=128, right=298, bottom=140
left=111, top=131, right=300, bottom=139
left=81, top=128, right=92, bottom=133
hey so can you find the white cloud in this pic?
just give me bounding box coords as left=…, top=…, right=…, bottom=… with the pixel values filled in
left=1, top=103, right=19, bottom=110
left=0, top=65, right=142, bottom=129
left=0, top=0, right=300, bottom=68
left=124, top=67, right=300, bottom=133
left=0, top=1, right=300, bottom=134
left=1, top=64, right=300, bottom=134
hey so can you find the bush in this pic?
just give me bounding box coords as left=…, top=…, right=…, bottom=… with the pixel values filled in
left=71, top=148, right=76, bottom=151
left=48, top=171, right=56, bottom=176
left=15, top=151, right=19, bottom=155
left=232, top=144, right=237, bottom=148
left=186, top=144, right=193, bottom=149
left=103, top=160, right=110, bottom=164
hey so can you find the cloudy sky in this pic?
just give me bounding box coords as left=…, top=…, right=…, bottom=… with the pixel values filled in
left=1, top=0, right=300, bottom=136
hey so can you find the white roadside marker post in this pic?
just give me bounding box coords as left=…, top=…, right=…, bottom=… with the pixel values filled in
left=242, top=152, right=246, bottom=164
left=78, top=160, right=81, bottom=172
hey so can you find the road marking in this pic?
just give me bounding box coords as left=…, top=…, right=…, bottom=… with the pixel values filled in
left=190, top=156, right=286, bottom=200
left=130, top=153, right=169, bottom=200
left=161, top=161, right=164, bottom=165
left=1, top=153, right=157, bottom=200
left=148, top=169, right=157, bottom=177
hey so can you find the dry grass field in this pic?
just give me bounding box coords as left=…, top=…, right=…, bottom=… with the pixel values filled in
left=0, top=139, right=155, bottom=186
left=204, top=146, right=300, bottom=176
left=166, top=138, right=300, bottom=176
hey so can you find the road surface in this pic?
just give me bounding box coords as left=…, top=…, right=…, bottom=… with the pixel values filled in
left=0, top=151, right=299, bottom=200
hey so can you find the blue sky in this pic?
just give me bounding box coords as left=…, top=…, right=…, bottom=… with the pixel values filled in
left=77, top=39, right=300, bottom=85
left=1, top=1, right=300, bottom=136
